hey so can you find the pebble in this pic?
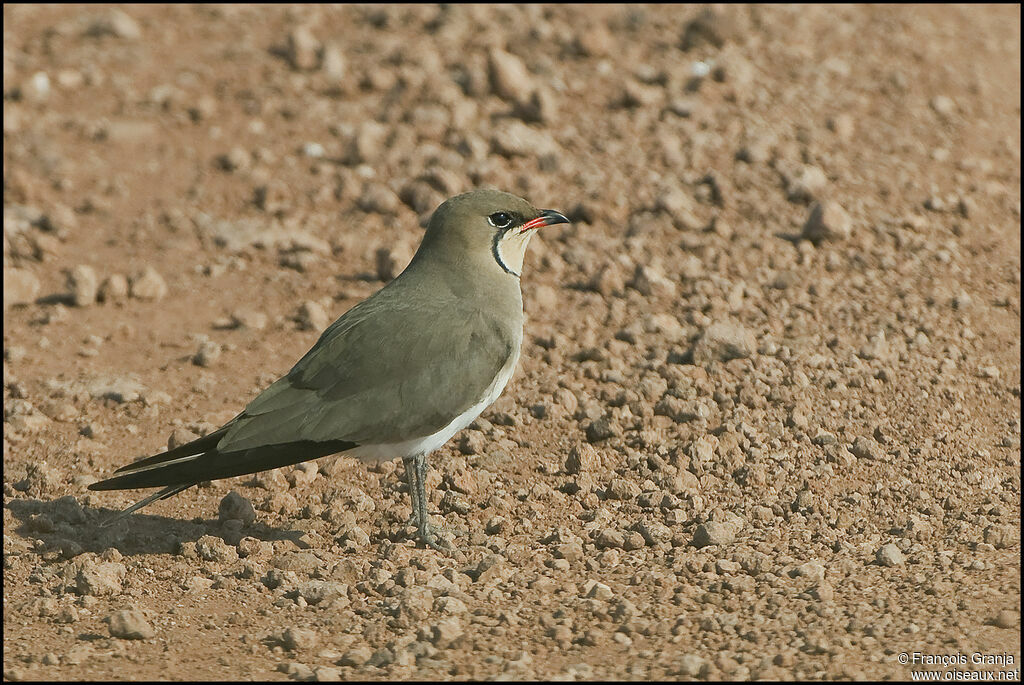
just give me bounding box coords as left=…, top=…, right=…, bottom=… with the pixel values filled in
left=282, top=627, right=319, bottom=651
left=67, top=265, right=98, bottom=307
left=930, top=95, right=956, bottom=117
left=192, top=340, right=222, bottom=367
left=322, top=42, right=346, bottom=84
left=218, top=490, right=256, bottom=524
left=692, top=513, right=744, bottom=548
left=98, top=274, right=129, bottom=303
left=681, top=7, right=737, bottom=50
left=993, top=610, right=1017, bottom=629
left=691, top=321, right=757, bottom=364
left=786, top=165, right=828, bottom=203
left=87, top=8, right=142, bottom=40
left=288, top=26, right=321, bottom=71
left=491, top=120, right=559, bottom=158
left=337, top=645, right=373, bottom=667
left=488, top=47, right=535, bottom=106
left=106, top=609, right=155, bottom=640
left=375, top=242, right=414, bottom=281
left=229, top=309, right=268, bottom=330
left=849, top=436, right=882, bottom=460
left=585, top=416, right=621, bottom=443
left=195, top=535, right=239, bottom=563
left=430, top=617, right=464, bottom=649
left=76, top=560, right=127, bottom=596
left=4, top=268, right=40, bottom=309
left=314, top=666, right=342, bottom=681
left=802, top=201, right=852, bottom=243
left=346, top=122, right=388, bottom=164
left=297, top=300, right=330, bottom=331
left=130, top=266, right=168, bottom=301
left=875, top=543, right=905, bottom=567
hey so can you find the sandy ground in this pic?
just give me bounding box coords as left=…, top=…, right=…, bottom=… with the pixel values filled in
left=3, top=4, right=1021, bottom=681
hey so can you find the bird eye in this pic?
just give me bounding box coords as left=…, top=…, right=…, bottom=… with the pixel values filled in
left=487, top=212, right=514, bottom=229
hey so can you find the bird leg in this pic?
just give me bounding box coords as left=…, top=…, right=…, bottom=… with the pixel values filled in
left=402, top=453, right=448, bottom=550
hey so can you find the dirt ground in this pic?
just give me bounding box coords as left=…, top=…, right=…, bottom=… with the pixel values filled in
left=3, top=4, right=1020, bottom=681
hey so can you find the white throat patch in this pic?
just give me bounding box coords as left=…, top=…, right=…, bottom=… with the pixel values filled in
left=494, top=229, right=536, bottom=277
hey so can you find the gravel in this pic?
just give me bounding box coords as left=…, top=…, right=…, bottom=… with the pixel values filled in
left=2, top=4, right=1019, bottom=682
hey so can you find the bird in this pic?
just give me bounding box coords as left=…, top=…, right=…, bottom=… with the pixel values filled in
left=89, top=189, right=570, bottom=549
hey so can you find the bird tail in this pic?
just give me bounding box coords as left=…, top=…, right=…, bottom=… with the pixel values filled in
left=88, top=427, right=228, bottom=492
left=99, top=483, right=193, bottom=526
left=89, top=425, right=359, bottom=519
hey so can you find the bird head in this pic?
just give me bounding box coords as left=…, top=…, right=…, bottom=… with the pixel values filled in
left=419, top=189, right=570, bottom=278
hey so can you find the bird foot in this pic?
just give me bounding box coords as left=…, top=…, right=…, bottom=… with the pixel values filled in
left=402, top=516, right=452, bottom=551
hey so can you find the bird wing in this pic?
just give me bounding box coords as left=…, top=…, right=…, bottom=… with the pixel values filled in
left=218, top=291, right=516, bottom=452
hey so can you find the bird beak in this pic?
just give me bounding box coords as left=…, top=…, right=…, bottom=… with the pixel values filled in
left=519, top=209, right=570, bottom=233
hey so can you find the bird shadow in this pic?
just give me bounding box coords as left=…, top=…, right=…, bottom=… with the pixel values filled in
left=5, top=495, right=309, bottom=558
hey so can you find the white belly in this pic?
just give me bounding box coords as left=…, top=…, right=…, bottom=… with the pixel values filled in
left=342, top=349, right=519, bottom=463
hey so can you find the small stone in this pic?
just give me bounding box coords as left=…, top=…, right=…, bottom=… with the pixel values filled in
left=195, top=535, right=239, bottom=563
left=810, top=581, right=835, bottom=602
left=786, top=165, right=828, bottom=203
left=586, top=581, right=614, bottom=601
left=692, top=515, right=744, bottom=548
left=298, top=581, right=349, bottom=606
left=98, top=274, right=129, bottom=303
left=346, top=122, right=388, bottom=164
left=978, top=365, right=1000, bottom=380
left=849, top=436, right=882, bottom=460
left=930, top=95, right=956, bottom=117
left=68, top=265, right=98, bottom=307
left=4, top=268, right=40, bottom=309
left=691, top=321, right=757, bottom=365
left=356, top=181, right=401, bottom=214
left=827, top=114, right=855, bottom=140
left=554, top=542, right=584, bottom=563
left=430, top=617, right=464, bottom=649
left=314, top=666, right=342, bottom=681
left=130, top=266, right=168, bottom=301
left=297, top=300, right=330, bottom=331
left=218, top=490, right=256, bottom=524
left=491, top=120, right=559, bottom=158
left=993, top=610, right=1018, bottom=629
left=217, top=147, right=251, bottom=172
left=366, top=648, right=395, bottom=668
left=574, top=23, right=615, bottom=57
left=229, top=309, right=268, bottom=330
left=595, top=528, right=625, bottom=549
left=676, top=654, right=707, bottom=678
left=983, top=524, right=1019, bottom=549
left=282, top=627, right=319, bottom=651
left=488, top=47, right=535, bottom=105
left=681, top=7, right=738, bottom=50
left=288, top=26, right=321, bottom=71
left=875, top=543, right=905, bottom=567
left=802, top=201, right=852, bottom=243
left=375, top=242, right=414, bottom=281
left=565, top=442, right=599, bottom=474
left=322, top=42, right=346, bottom=84
left=585, top=416, right=621, bottom=443
left=88, top=8, right=141, bottom=40
left=606, top=478, right=641, bottom=501
left=76, top=560, right=127, bottom=596
left=280, top=663, right=314, bottom=680
left=337, top=645, right=373, bottom=667
left=192, top=340, right=221, bottom=367
left=629, top=264, right=676, bottom=298
left=107, top=609, right=155, bottom=640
